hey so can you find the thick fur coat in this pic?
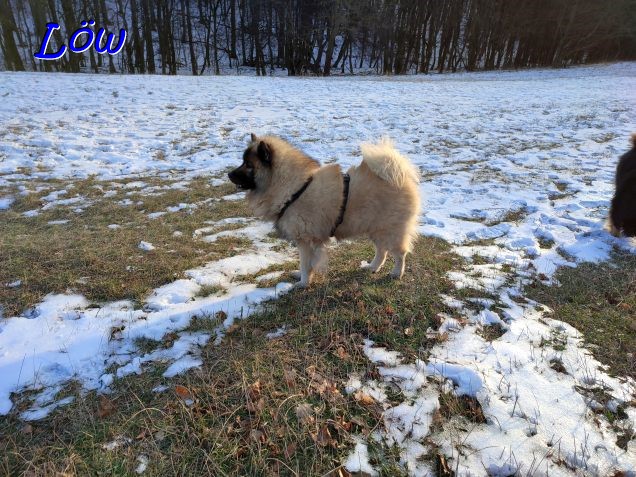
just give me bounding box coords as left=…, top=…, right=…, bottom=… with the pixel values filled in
left=607, top=134, right=636, bottom=237
left=228, top=135, right=421, bottom=286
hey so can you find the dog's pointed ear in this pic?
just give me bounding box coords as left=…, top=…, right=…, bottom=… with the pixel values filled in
left=257, top=140, right=271, bottom=165
left=250, top=133, right=257, bottom=143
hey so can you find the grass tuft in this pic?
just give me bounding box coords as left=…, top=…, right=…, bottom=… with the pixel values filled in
left=436, top=392, right=486, bottom=426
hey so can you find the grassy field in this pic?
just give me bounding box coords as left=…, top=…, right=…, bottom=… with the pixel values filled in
left=1, top=231, right=462, bottom=476
left=1, top=174, right=635, bottom=475
left=0, top=176, right=250, bottom=316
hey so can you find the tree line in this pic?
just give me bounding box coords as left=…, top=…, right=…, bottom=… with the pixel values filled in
left=1, top=0, right=634, bottom=75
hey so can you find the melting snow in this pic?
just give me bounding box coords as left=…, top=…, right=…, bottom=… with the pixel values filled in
left=343, top=437, right=378, bottom=476
left=0, top=64, right=635, bottom=474
left=0, top=196, right=14, bottom=210
left=138, top=241, right=155, bottom=251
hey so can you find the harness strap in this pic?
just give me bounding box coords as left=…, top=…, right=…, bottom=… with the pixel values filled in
left=274, top=173, right=350, bottom=239
left=330, top=173, right=350, bottom=237
left=276, top=176, right=313, bottom=222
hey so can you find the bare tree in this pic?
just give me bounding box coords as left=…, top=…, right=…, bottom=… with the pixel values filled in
left=0, top=0, right=25, bottom=71
left=1, top=0, right=634, bottom=74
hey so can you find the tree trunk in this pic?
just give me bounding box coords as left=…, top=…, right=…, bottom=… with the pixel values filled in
left=0, top=0, right=24, bottom=71
left=142, top=0, right=156, bottom=73
left=212, top=0, right=220, bottom=74
left=60, top=0, right=81, bottom=72
left=30, top=0, right=52, bottom=71
left=183, top=0, right=197, bottom=75
left=229, top=0, right=237, bottom=59
left=130, top=0, right=145, bottom=72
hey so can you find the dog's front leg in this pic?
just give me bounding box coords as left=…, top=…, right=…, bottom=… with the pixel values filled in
left=311, top=242, right=328, bottom=275
left=296, top=240, right=314, bottom=288
left=605, top=216, right=621, bottom=237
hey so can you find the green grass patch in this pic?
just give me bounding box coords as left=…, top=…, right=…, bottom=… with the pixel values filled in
left=195, top=284, right=226, bottom=298
left=527, top=251, right=636, bottom=379
left=537, top=237, right=555, bottom=249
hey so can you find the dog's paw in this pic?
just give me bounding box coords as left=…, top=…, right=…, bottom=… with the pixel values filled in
left=605, top=217, right=621, bottom=237
left=360, top=261, right=376, bottom=272
left=293, top=280, right=310, bottom=289
left=290, top=271, right=301, bottom=280
left=390, top=271, right=403, bottom=280
left=361, top=261, right=381, bottom=273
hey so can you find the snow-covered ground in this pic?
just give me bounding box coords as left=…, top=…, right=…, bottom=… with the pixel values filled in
left=1, top=63, right=635, bottom=475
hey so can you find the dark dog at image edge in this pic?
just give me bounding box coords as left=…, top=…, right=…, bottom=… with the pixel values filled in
left=228, top=134, right=421, bottom=287
left=607, top=133, right=636, bottom=238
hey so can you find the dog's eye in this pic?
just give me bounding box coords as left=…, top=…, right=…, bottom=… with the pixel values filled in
left=245, top=162, right=254, bottom=170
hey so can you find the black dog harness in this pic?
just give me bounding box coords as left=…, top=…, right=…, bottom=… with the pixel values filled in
left=276, top=176, right=314, bottom=222
left=275, top=173, right=350, bottom=237
left=330, top=173, right=350, bottom=237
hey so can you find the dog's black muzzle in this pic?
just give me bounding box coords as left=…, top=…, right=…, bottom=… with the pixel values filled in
left=228, top=167, right=256, bottom=190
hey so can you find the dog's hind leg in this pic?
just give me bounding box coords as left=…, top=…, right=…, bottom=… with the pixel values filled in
left=362, top=243, right=388, bottom=273
left=390, top=249, right=406, bottom=279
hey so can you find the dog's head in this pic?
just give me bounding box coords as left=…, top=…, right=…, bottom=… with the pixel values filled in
left=228, top=133, right=272, bottom=191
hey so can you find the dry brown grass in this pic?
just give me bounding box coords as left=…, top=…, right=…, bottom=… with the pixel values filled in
left=0, top=176, right=251, bottom=316
left=0, top=238, right=459, bottom=476
left=0, top=174, right=516, bottom=475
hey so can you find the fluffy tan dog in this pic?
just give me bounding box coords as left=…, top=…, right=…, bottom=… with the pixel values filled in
left=228, top=134, right=420, bottom=287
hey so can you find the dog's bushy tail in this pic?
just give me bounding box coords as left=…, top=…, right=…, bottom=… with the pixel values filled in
left=360, top=138, right=420, bottom=188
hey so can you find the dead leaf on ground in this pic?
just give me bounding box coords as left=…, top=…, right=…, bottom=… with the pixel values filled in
left=174, top=385, right=192, bottom=400
left=245, top=381, right=266, bottom=413
left=109, top=325, right=125, bottom=341
left=437, top=332, right=449, bottom=342
left=247, top=397, right=265, bottom=413
left=248, top=380, right=262, bottom=397
left=433, top=314, right=445, bottom=327
left=162, top=331, right=178, bottom=346
left=311, top=423, right=337, bottom=448
left=97, top=395, right=115, bottom=418
left=334, top=346, right=349, bottom=360
left=306, top=366, right=343, bottom=402
left=283, top=367, right=297, bottom=387
left=249, top=428, right=265, bottom=443
left=313, top=379, right=343, bottom=401
left=295, top=402, right=315, bottom=425
left=336, top=415, right=352, bottom=432
left=284, top=442, right=297, bottom=459
left=436, top=452, right=454, bottom=476
left=353, top=390, right=375, bottom=406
